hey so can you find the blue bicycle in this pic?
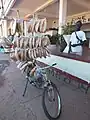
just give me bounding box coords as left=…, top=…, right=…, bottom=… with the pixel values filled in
left=23, top=62, right=62, bottom=120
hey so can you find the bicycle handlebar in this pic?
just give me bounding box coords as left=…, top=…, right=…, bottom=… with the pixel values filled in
left=52, top=63, right=57, bottom=66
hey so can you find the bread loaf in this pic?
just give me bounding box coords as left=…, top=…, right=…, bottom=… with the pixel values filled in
left=36, top=37, right=39, bottom=48
left=39, top=37, right=42, bottom=47
left=40, top=18, right=47, bottom=33
left=20, top=62, right=28, bottom=71
left=21, top=49, right=24, bottom=61
left=42, top=47, right=47, bottom=58
left=35, top=20, right=40, bottom=32
left=29, top=37, right=33, bottom=49
left=20, top=37, right=24, bottom=48
left=45, top=47, right=50, bottom=57
left=28, top=49, right=32, bottom=59
left=32, top=20, right=36, bottom=32
left=10, top=52, right=17, bottom=61
left=24, top=38, right=29, bottom=48
left=15, top=48, right=20, bottom=60
left=42, top=36, right=50, bottom=47
left=17, top=61, right=26, bottom=69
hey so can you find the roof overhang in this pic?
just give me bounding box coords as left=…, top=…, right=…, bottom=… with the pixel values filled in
left=7, top=0, right=90, bottom=20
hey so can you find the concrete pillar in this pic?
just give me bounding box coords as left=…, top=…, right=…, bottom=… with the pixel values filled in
left=58, top=0, right=67, bottom=34
left=1, top=21, right=4, bottom=37
left=0, top=25, right=2, bottom=36
left=3, top=20, right=8, bottom=37
left=5, top=20, right=8, bottom=37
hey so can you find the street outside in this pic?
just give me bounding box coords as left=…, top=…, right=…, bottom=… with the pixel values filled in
left=0, top=53, right=90, bottom=120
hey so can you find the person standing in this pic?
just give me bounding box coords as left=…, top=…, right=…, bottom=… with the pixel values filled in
left=68, top=21, right=87, bottom=56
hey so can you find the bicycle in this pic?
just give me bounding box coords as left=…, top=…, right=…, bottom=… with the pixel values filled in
left=22, top=61, right=62, bottom=120
left=1, top=31, right=62, bottom=119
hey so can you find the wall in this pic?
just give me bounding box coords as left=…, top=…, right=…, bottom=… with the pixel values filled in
left=46, top=12, right=90, bottom=31
left=47, top=18, right=58, bottom=29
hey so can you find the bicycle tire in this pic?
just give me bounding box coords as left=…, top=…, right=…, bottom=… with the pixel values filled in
left=42, top=82, right=62, bottom=120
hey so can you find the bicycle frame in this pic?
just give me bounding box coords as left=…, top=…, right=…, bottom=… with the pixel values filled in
left=28, top=63, right=57, bottom=81
left=23, top=62, right=57, bottom=96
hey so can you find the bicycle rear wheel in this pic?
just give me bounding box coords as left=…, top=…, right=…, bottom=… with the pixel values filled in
left=42, top=82, right=62, bottom=120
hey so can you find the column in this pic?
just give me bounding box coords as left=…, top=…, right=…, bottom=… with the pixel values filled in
left=2, top=21, right=4, bottom=37
left=0, top=25, right=2, bottom=37
left=58, top=0, right=67, bottom=34
left=3, top=20, right=8, bottom=37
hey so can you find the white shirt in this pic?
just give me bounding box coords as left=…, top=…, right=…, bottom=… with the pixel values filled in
left=70, top=31, right=86, bottom=54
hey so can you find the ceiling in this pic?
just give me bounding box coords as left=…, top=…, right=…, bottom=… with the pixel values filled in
left=67, top=0, right=90, bottom=16
left=7, top=0, right=53, bottom=18
left=7, top=0, right=90, bottom=19
left=38, top=0, right=90, bottom=18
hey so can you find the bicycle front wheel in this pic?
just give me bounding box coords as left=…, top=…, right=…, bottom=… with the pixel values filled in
left=42, top=82, right=62, bottom=120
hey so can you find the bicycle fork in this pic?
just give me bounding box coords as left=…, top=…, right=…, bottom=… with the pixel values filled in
left=23, top=76, right=33, bottom=96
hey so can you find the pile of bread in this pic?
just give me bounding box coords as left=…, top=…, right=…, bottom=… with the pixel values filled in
left=28, top=18, right=47, bottom=33
left=10, top=35, right=50, bottom=61
left=10, top=18, right=51, bottom=74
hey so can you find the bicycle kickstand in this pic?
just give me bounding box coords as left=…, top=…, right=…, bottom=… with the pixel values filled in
left=23, top=77, right=29, bottom=97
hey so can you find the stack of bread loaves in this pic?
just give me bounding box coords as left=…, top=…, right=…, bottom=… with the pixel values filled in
left=10, top=18, right=51, bottom=74
left=10, top=18, right=51, bottom=61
